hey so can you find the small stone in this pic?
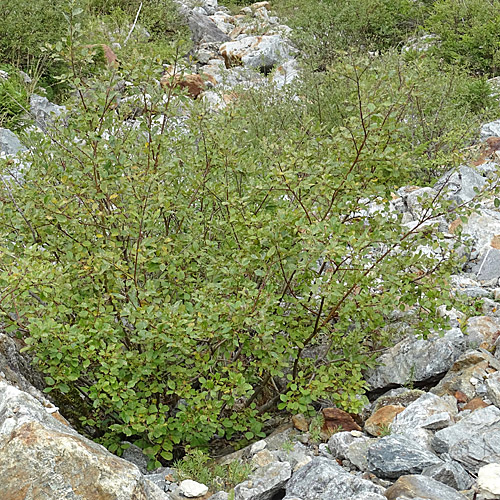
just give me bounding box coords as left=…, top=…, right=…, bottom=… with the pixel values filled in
left=454, top=391, right=468, bottom=403
left=179, top=479, right=209, bottom=498
left=250, top=439, right=267, bottom=455
left=251, top=449, right=275, bottom=469
left=292, top=414, right=309, bottom=432
left=478, top=463, right=500, bottom=499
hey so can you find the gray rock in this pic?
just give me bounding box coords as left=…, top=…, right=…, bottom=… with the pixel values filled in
left=286, top=457, right=384, bottom=500
left=30, top=94, right=66, bottom=131
left=220, top=35, right=293, bottom=72
left=432, top=405, right=500, bottom=474
left=272, top=59, right=299, bottom=88
left=486, top=371, right=500, bottom=407
left=436, top=165, right=487, bottom=204
left=234, top=461, right=291, bottom=500
left=350, top=494, right=386, bottom=500
left=472, top=247, right=500, bottom=282
left=404, top=187, right=437, bottom=218
left=460, top=209, right=500, bottom=258
left=347, top=437, right=377, bottom=471
left=367, top=434, right=442, bottom=479
left=481, top=119, right=500, bottom=141
left=179, top=7, right=231, bottom=44
left=366, top=328, right=467, bottom=391
left=423, top=460, right=474, bottom=490
left=207, top=492, right=229, bottom=500
left=327, top=431, right=358, bottom=460
left=391, top=392, right=457, bottom=433
left=385, top=474, right=468, bottom=500
left=0, top=380, right=168, bottom=499
left=179, top=479, right=209, bottom=497
left=122, top=442, right=150, bottom=474
left=0, top=127, right=26, bottom=156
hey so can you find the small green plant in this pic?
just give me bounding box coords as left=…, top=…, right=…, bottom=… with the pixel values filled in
left=378, top=423, right=391, bottom=437
left=281, top=440, right=295, bottom=453
left=308, top=414, right=324, bottom=444
left=174, top=449, right=251, bottom=491
left=404, top=365, right=416, bottom=390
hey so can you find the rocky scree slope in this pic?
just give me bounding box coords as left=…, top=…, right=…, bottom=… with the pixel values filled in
left=3, top=0, right=500, bottom=499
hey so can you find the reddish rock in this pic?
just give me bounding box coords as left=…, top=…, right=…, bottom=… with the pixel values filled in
left=292, top=414, right=309, bottom=432
left=161, top=73, right=206, bottom=98
left=454, top=390, right=468, bottom=403
left=322, top=407, right=362, bottom=433
left=364, top=405, right=405, bottom=437
left=84, top=44, right=118, bottom=67
left=463, top=398, right=489, bottom=411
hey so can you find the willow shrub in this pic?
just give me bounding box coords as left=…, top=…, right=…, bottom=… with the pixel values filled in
left=0, top=56, right=466, bottom=465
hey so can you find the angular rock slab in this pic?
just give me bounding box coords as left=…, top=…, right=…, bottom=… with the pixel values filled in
left=486, top=370, right=500, bottom=407
left=481, top=120, right=500, bottom=141
left=432, top=405, right=500, bottom=474
left=422, top=460, right=474, bottom=490
left=178, top=6, right=231, bottom=44
left=30, top=94, right=66, bottom=131
left=0, top=127, right=26, bottom=156
left=367, top=434, right=442, bottom=479
left=385, top=474, right=468, bottom=500
left=366, top=328, right=466, bottom=391
left=431, top=350, right=497, bottom=400
left=285, top=457, right=384, bottom=500
left=234, top=461, right=291, bottom=500
left=0, top=381, right=166, bottom=500
left=391, top=392, right=457, bottom=433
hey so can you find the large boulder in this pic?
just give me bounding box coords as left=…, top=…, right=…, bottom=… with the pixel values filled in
left=178, top=6, right=231, bottom=44
left=432, top=405, right=500, bottom=474
left=366, top=328, right=467, bottom=391
left=220, top=35, right=293, bottom=72
left=367, top=434, right=442, bottom=479
left=0, top=381, right=167, bottom=500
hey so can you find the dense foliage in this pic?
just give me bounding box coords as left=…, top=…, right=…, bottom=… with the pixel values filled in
left=0, top=0, right=498, bottom=467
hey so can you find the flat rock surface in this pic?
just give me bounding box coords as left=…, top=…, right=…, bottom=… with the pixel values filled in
left=367, top=434, right=442, bottom=479
left=0, top=381, right=166, bottom=500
